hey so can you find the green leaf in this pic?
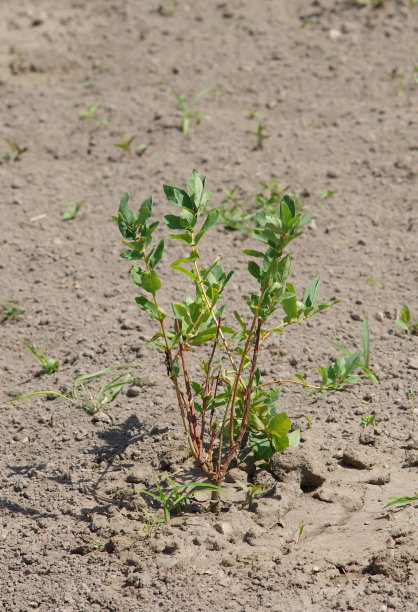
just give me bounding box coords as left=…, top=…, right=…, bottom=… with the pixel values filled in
left=287, top=429, right=301, bottom=447
left=248, top=261, right=261, bottom=281
left=119, top=191, right=133, bottom=225
left=343, top=350, right=362, bottom=378
left=400, top=304, right=410, bottom=324
left=233, top=310, right=246, bottom=331
left=266, top=412, right=291, bottom=437
left=271, top=434, right=289, bottom=453
left=281, top=195, right=296, bottom=217
left=280, top=200, right=292, bottom=228
left=121, top=249, right=143, bottom=260
left=163, top=185, right=192, bottom=210
left=188, top=169, right=203, bottom=208
left=164, top=214, right=184, bottom=230
left=149, top=239, right=165, bottom=269
left=303, top=277, right=320, bottom=307
left=170, top=233, right=193, bottom=244
left=249, top=431, right=273, bottom=461
left=141, top=270, right=162, bottom=293
left=171, top=264, right=198, bottom=281
left=180, top=208, right=197, bottom=229
left=282, top=284, right=297, bottom=319
left=135, top=296, right=166, bottom=320
left=276, top=254, right=291, bottom=283
left=242, top=249, right=264, bottom=258
left=247, top=413, right=266, bottom=432
left=195, top=209, right=220, bottom=243
left=318, top=366, right=328, bottom=386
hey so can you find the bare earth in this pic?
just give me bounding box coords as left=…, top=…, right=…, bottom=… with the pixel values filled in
left=0, top=1, right=417, bottom=610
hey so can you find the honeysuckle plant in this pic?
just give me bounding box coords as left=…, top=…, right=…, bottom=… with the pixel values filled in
left=115, top=170, right=365, bottom=510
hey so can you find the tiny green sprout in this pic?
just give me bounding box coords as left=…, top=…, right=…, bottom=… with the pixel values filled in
left=96, top=171, right=106, bottom=185
left=361, top=414, right=375, bottom=428
left=141, top=509, right=165, bottom=538
left=136, top=143, right=148, bottom=157
left=395, top=304, right=418, bottom=335
left=0, top=301, right=25, bottom=321
left=84, top=79, right=93, bottom=89
left=409, top=385, right=415, bottom=399
left=24, top=341, right=58, bottom=375
left=367, top=277, right=382, bottom=288
left=93, top=464, right=99, bottom=471
left=236, top=480, right=265, bottom=509
left=116, top=135, right=136, bottom=153
left=315, top=190, right=336, bottom=207
left=78, top=103, right=99, bottom=119
left=62, top=200, right=86, bottom=221
left=245, top=108, right=259, bottom=119
left=165, top=81, right=220, bottom=134
left=384, top=494, right=418, bottom=510
left=2, top=140, right=28, bottom=163
left=304, top=414, right=312, bottom=429
left=93, top=540, right=101, bottom=549
left=156, top=0, right=178, bottom=16
left=246, top=123, right=269, bottom=150
left=298, top=521, right=306, bottom=541
left=249, top=555, right=261, bottom=565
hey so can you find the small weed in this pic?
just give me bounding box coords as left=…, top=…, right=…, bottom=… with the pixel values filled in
left=1, top=301, right=25, bottom=321
left=116, top=135, right=136, bottom=153
left=156, top=0, right=178, bottom=16
left=395, top=304, right=417, bottom=335
left=132, top=470, right=225, bottom=524
left=165, top=81, right=219, bottom=134
left=236, top=480, right=265, bottom=509
left=141, top=508, right=165, bottom=538
left=326, top=316, right=379, bottom=383
left=298, top=521, right=306, bottom=541
left=409, top=385, right=415, bottom=399
left=245, top=108, right=258, bottom=119
left=93, top=540, right=101, bottom=549
left=367, top=277, right=382, bottom=288
left=2, top=140, right=28, bottom=163
left=136, top=143, right=148, bottom=157
left=246, top=123, right=269, bottom=150
left=62, top=200, right=86, bottom=221
left=384, top=494, right=418, bottom=510
left=361, top=414, right=375, bottom=428
left=79, top=103, right=99, bottom=119
left=84, top=80, right=93, bottom=89
left=24, top=341, right=58, bottom=375
left=315, top=190, right=336, bottom=207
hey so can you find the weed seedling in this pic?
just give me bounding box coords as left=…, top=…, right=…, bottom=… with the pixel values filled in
left=384, top=494, right=418, bottom=510
left=367, top=277, right=382, bottom=288
left=141, top=508, right=165, bottom=538
left=93, top=540, right=101, bottom=549
left=116, top=135, right=136, bottom=153
left=246, top=123, right=269, bottom=150
left=315, top=190, right=336, bottom=207
left=115, top=169, right=368, bottom=509
left=62, top=200, right=86, bottom=221
left=78, top=103, right=99, bottom=119
left=409, top=385, right=415, bottom=399
left=298, top=521, right=306, bottom=541
left=245, top=108, right=259, bottom=119
left=24, top=341, right=58, bottom=375
left=0, top=301, right=25, bottom=321
left=326, top=316, right=379, bottom=383
left=165, top=81, right=219, bottom=134
left=136, top=143, right=148, bottom=157
left=395, top=304, right=417, bottom=335
left=236, top=480, right=265, bottom=509
left=132, top=470, right=224, bottom=524
left=361, top=414, right=375, bottom=428
left=1, top=140, right=28, bottom=163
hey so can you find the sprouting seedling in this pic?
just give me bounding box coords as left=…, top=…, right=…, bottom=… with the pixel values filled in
left=24, top=341, right=58, bottom=375
left=2, top=140, right=28, bottom=163
left=93, top=540, right=101, bottom=549
left=298, top=521, right=306, bottom=541
left=62, top=200, right=86, bottom=221
left=116, top=135, right=136, bottom=153
left=236, top=480, right=265, bottom=509
left=141, top=508, right=165, bottom=538
left=410, top=385, right=415, bottom=399
left=245, top=108, right=258, bottom=119
left=132, top=470, right=225, bottom=524
left=326, top=316, right=379, bottom=383
left=246, top=123, right=269, bottom=150
left=361, top=414, right=375, bottom=428
left=1, top=301, right=25, bottom=321
left=165, top=81, right=219, bottom=134
left=367, top=277, right=382, bottom=288
left=136, top=143, right=148, bottom=157
left=395, top=304, right=417, bottom=335
left=315, top=190, right=336, bottom=207
left=384, top=494, right=418, bottom=510
left=156, top=0, right=178, bottom=16
left=78, top=103, right=99, bottom=119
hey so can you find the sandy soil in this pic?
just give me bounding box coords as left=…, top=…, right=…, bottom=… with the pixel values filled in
left=1, top=1, right=417, bottom=610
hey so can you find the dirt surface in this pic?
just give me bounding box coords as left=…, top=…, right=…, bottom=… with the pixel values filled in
left=1, top=1, right=417, bottom=610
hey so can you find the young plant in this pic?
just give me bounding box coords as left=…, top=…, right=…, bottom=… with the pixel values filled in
left=62, top=200, right=86, bottom=221
left=384, top=494, right=418, bottom=510
left=116, top=135, right=136, bottom=153
left=115, top=170, right=365, bottom=510
left=395, top=304, right=417, bottom=335
left=132, top=470, right=224, bottom=524
left=156, top=0, right=178, bottom=16
left=315, top=190, right=336, bottom=207
left=136, top=143, right=148, bottom=157
left=24, top=341, right=58, bottom=375
left=326, top=316, right=379, bottom=383
left=1, top=301, right=25, bottom=321
left=236, top=480, right=265, bottom=509
left=165, top=81, right=218, bottom=134
left=2, top=139, right=28, bottom=163
left=246, top=123, right=269, bottom=150
left=361, top=414, right=375, bottom=428
left=78, top=103, right=99, bottom=119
